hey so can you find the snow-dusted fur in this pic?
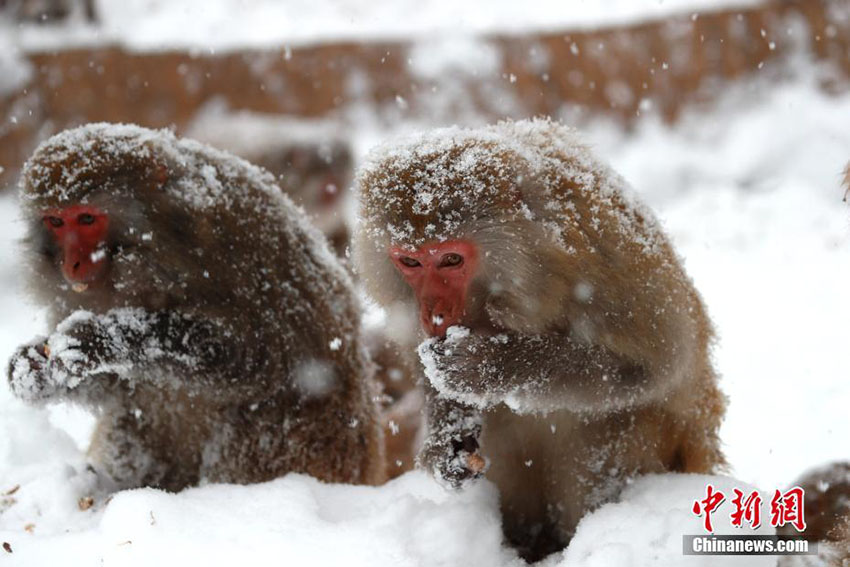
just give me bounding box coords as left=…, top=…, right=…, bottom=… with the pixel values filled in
left=777, top=462, right=850, bottom=567
left=8, top=123, right=385, bottom=490
left=354, top=118, right=725, bottom=560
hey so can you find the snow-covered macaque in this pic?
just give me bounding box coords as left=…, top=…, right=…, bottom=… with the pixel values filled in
left=778, top=462, right=850, bottom=566
left=186, top=110, right=354, bottom=257
left=354, top=118, right=725, bottom=561
left=7, top=123, right=385, bottom=492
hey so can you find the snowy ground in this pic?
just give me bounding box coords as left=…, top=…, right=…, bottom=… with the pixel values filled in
left=0, top=55, right=849, bottom=566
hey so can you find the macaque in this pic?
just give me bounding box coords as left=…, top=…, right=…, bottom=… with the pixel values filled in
left=7, top=123, right=385, bottom=492
left=354, top=118, right=725, bottom=561
left=186, top=109, right=353, bottom=256
left=777, top=463, right=850, bottom=566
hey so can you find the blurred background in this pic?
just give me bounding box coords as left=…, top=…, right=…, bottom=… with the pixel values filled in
left=1, top=0, right=849, bottom=493
left=3, top=0, right=849, bottom=193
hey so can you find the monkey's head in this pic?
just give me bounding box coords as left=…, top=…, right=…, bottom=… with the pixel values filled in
left=19, top=123, right=253, bottom=318
left=276, top=142, right=351, bottom=209
left=354, top=120, right=593, bottom=340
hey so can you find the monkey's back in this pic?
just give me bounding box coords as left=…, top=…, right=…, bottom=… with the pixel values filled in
left=498, top=118, right=725, bottom=453
left=158, top=139, right=383, bottom=486
left=479, top=120, right=725, bottom=541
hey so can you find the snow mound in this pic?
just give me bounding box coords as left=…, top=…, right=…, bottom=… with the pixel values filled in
left=560, top=474, right=775, bottom=567
left=0, top=469, right=510, bottom=567
left=0, top=392, right=780, bottom=567
left=0, top=445, right=782, bottom=567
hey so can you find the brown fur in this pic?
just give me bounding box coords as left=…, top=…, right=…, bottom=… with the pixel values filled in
left=780, top=462, right=850, bottom=543
left=354, top=119, right=725, bottom=561
left=832, top=518, right=850, bottom=567
left=775, top=463, right=850, bottom=566
left=9, top=123, right=385, bottom=491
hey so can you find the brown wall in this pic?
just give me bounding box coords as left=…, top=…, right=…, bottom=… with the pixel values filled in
left=2, top=0, right=849, bottom=189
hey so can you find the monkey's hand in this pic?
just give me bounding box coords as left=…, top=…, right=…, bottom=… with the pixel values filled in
left=43, top=308, right=239, bottom=392
left=46, top=311, right=120, bottom=381
left=418, top=421, right=488, bottom=490
left=8, top=315, right=123, bottom=403
left=417, top=387, right=487, bottom=490
left=418, top=327, right=505, bottom=409
left=7, top=338, right=57, bottom=402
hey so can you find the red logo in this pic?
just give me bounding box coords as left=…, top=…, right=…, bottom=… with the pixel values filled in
left=730, top=489, right=762, bottom=529
left=692, top=485, right=806, bottom=533
left=770, top=487, right=806, bottom=532
left=692, top=484, right=726, bottom=532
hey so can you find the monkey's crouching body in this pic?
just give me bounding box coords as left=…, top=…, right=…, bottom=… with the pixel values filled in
left=9, top=123, right=385, bottom=491
left=354, top=118, right=725, bottom=560
left=482, top=368, right=723, bottom=557
left=86, top=374, right=381, bottom=492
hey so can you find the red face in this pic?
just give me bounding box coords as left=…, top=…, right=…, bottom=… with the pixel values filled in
left=42, top=205, right=109, bottom=287
left=390, top=240, right=479, bottom=338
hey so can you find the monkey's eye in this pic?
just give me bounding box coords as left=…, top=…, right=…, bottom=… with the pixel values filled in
left=399, top=257, right=421, bottom=268
left=439, top=253, right=464, bottom=268
left=44, top=216, right=63, bottom=228
left=77, top=213, right=96, bottom=225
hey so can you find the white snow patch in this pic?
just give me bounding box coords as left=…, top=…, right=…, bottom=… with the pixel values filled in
left=560, top=474, right=776, bottom=567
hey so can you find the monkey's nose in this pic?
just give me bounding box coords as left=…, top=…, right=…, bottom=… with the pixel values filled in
left=62, top=245, right=107, bottom=285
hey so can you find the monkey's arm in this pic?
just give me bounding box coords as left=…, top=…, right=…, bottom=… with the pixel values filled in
left=419, top=328, right=659, bottom=414
left=8, top=308, right=238, bottom=402
left=417, top=379, right=487, bottom=490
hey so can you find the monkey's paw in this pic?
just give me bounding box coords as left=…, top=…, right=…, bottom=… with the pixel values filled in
left=45, top=313, right=117, bottom=385
left=7, top=339, right=58, bottom=402
left=418, top=433, right=489, bottom=490
left=418, top=329, right=499, bottom=408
